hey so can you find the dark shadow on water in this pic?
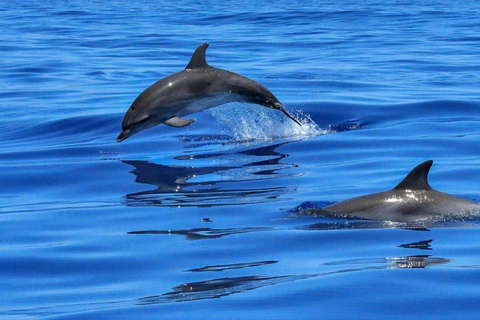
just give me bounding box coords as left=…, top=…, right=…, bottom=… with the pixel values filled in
left=136, top=275, right=293, bottom=305
left=398, top=239, right=433, bottom=250
left=128, top=227, right=270, bottom=240
left=186, top=260, right=278, bottom=272
left=135, top=252, right=450, bottom=306
left=123, top=141, right=299, bottom=207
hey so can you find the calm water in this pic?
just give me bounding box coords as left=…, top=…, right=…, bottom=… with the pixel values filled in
left=2, top=1, right=480, bottom=319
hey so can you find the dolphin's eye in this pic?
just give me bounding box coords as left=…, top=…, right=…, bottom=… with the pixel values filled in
left=130, top=106, right=135, bottom=111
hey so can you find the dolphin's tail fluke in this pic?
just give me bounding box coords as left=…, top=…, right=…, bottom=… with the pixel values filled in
left=276, top=104, right=302, bottom=126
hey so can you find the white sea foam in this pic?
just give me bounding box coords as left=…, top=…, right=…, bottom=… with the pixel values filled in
left=208, top=103, right=325, bottom=142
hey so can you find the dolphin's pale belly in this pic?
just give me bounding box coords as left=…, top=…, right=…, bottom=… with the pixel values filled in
left=323, top=189, right=480, bottom=222
left=175, top=93, right=243, bottom=118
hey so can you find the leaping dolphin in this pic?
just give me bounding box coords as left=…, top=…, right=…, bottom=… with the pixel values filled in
left=310, top=160, right=480, bottom=222
left=117, top=43, right=300, bottom=142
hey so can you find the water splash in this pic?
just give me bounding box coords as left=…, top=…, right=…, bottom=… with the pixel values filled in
left=208, top=103, right=324, bottom=142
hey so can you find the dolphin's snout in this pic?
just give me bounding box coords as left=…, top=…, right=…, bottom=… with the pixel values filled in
left=274, top=103, right=302, bottom=126
left=117, top=129, right=131, bottom=142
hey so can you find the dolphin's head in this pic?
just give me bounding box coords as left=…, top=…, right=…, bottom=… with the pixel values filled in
left=117, top=98, right=160, bottom=142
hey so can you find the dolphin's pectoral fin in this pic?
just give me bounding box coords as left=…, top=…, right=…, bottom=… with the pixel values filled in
left=164, top=116, right=195, bottom=128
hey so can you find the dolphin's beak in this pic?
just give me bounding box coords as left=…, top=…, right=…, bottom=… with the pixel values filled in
left=117, top=129, right=131, bottom=142
left=275, top=103, right=302, bottom=126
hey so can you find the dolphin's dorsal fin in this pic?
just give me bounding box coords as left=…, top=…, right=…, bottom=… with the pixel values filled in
left=185, top=43, right=209, bottom=69
left=393, top=160, right=433, bottom=190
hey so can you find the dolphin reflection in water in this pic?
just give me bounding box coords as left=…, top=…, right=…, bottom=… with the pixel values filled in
left=122, top=142, right=296, bottom=207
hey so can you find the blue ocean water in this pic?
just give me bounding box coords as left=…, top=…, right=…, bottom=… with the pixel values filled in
left=2, top=1, right=480, bottom=319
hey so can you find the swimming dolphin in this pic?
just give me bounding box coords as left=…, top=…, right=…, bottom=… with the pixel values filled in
left=117, top=43, right=300, bottom=142
left=315, top=160, right=480, bottom=222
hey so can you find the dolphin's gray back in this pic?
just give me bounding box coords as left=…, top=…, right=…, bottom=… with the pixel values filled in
left=324, top=188, right=480, bottom=222
left=133, top=66, right=276, bottom=115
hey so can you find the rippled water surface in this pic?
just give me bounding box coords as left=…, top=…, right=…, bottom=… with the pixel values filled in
left=2, top=1, right=480, bottom=319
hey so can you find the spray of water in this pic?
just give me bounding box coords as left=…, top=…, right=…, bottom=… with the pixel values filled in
left=208, top=103, right=325, bottom=142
